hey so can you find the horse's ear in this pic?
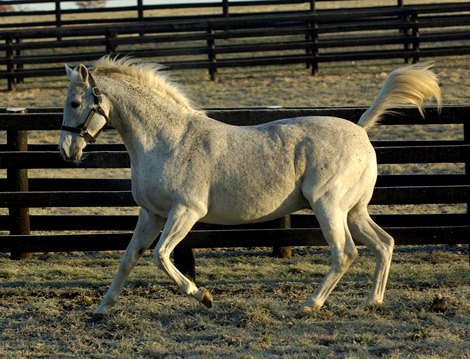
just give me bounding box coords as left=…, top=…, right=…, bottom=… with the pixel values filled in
left=65, top=64, right=74, bottom=79
left=79, top=64, right=89, bottom=84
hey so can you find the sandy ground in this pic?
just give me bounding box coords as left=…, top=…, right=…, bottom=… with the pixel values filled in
left=2, top=56, right=470, bottom=109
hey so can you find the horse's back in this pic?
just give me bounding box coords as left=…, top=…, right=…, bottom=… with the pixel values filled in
left=254, top=116, right=375, bottom=176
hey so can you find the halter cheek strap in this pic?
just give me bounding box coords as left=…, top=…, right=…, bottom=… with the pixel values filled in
left=61, top=72, right=109, bottom=144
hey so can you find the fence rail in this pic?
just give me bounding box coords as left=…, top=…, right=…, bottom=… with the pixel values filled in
left=0, top=106, right=469, bottom=275
left=2, top=1, right=470, bottom=89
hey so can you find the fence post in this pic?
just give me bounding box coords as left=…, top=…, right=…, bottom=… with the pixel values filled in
left=55, top=0, right=62, bottom=41
left=105, top=30, right=117, bottom=54
left=411, top=12, right=420, bottom=63
left=464, top=121, right=470, bottom=226
left=5, top=36, right=15, bottom=91
left=222, top=0, right=229, bottom=18
left=15, top=38, right=23, bottom=84
left=306, top=0, right=318, bottom=75
left=137, top=0, right=144, bottom=22
left=6, top=108, right=32, bottom=260
left=399, top=0, right=412, bottom=64
left=222, top=0, right=230, bottom=34
left=207, top=27, right=217, bottom=81
left=273, top=215, right=292, bottom=258
left=173, top=245, right=196, bottom=283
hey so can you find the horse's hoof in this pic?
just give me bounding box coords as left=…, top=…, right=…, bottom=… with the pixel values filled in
left=361, top=299, right=385, bottom=313
left=200, top=288, right=213, bottom=308
left=361, top=297, right=383, bottom=310
left=295, top=306, right=312, bottom=319
left=90, top=312, right=107, bottom=322
left=366, top=298, right=383, bottom=306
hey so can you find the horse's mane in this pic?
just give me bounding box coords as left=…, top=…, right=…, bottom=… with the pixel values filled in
left=92, top=56, right=198, bottom=112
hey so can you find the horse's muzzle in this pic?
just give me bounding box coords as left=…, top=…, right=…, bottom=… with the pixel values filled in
left=59, top=133, right=85, bottom=163
left=61, top=149, right=82, bottom=163
left=60, top=146, right=83, bottom=163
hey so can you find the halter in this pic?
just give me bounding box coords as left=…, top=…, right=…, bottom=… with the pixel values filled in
left=61, top=72, right=109, bottom=144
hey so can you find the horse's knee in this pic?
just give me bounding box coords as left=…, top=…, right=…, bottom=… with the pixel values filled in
left=349, top=247, right=359, bottom=262
left=383, top=235, right=395, bottom=253
left=345, top=247, right=358, bottom=265
left=333, top=247, right=358, bottom=272
left=378, top=236, right=394, bottom=264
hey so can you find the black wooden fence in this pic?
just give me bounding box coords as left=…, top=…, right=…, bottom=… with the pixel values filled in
left=2, top=0, right=407, bottom=29
left=2, top=1, right=470, bottom=89
left=0, top=106, right=469, bottom=275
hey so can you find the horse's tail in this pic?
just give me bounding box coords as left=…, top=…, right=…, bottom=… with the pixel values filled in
left=357, top=62, right=442, bottom=130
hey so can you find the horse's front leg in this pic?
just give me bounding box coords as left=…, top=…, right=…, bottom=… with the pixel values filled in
left=153, top=204, right=212, bottom=308
left=94, top=208, right=164, bottom=317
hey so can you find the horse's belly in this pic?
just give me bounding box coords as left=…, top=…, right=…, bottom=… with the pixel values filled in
left=202, top=183, right=308, bottom=225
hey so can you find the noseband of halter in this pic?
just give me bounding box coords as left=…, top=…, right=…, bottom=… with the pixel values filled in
left=61, top=72, right=109, bottom=144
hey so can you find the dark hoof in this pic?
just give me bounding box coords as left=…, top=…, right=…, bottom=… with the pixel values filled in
left=201, top=288, right=213, bottom=309
left=295, top=306, right=312, bottom=319
left=89, top=312, right=107, bottom=323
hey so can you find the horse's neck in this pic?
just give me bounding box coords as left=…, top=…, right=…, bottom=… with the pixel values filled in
left=99, top=76, right=192, bottom=162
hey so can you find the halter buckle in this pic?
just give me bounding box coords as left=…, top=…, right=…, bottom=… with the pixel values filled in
left=92, top=86, right=102, bottom=103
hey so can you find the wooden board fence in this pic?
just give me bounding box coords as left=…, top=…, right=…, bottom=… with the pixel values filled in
left=2, top=1, right=470, bottom=89
left=0, top=106, right=469, bottom=279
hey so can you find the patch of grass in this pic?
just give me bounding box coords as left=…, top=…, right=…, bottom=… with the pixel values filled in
left=0, top=246, right=468, bottom=358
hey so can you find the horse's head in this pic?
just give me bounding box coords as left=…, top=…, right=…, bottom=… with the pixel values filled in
left=60, top=64, right=109, bottom=162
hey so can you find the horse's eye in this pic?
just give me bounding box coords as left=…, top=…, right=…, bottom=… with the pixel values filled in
left=71, top=101, right=80, bottom=109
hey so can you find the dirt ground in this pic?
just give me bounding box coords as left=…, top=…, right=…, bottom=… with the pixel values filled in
left=1, top=50, right=469, bottom=359
left=1, top=246, right=469, bottom=358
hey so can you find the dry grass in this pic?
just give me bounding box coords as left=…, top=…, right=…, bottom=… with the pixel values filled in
left=0, top=246, right=468, bottom=358
left=3, top=56, right=470, bottom=108
left=1, top=10, right=470, bottom=357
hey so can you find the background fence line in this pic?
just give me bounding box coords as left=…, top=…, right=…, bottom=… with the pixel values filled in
left=2, top=1, right=470, bottom=89
left=1, top=1, right=366, bottom=29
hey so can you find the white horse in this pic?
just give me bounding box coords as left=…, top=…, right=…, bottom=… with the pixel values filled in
left=60, top=57, right=441, bottom=318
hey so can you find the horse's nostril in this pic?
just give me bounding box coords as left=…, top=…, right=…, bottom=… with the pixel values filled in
left=62, top=153, right=73, bottom=162
left=69, top=153, right=81, bottom=162
left=60, top=146, right=81, bottom=162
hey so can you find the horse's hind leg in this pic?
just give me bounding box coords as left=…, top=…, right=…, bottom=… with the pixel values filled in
left=347, top=204, right=394, bottom=306
left=296, top=205, right=358, bottom=318
left=95, top=208, right=164, bottom=316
